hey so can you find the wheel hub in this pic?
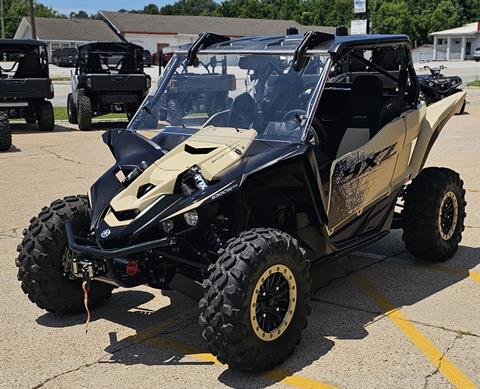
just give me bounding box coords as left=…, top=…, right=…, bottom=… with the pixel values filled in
left=439, top=191, right=458, bottom=240
left=250, top=264, right=297, bottom=342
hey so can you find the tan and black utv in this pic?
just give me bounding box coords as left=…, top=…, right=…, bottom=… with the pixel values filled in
left=16, top=31, right=467, bottom=371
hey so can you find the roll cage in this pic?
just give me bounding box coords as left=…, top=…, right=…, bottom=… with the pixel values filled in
left=136, top=32, right=419, bottom=144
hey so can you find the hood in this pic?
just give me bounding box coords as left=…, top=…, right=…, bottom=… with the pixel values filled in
left=104, top=126, right=257, bottom=227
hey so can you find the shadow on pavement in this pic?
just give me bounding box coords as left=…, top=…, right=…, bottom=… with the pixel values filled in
left=35, top=238, right=480, bottom=388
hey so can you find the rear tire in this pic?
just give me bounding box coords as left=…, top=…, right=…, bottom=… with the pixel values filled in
left=402, top=167, right=466, bottom=261
left=67, top=93, right=78, bottom=124
left=0, top=111, right=12, bottom=151
left=16, top=195, right=114, bottom=314
left=77, top=95, right=92, bottom=131
left=199, top=228, right=311, bottom=372
left=37, top=101, right=55, bottom=131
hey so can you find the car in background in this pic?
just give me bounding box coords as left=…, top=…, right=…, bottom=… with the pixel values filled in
left=473, top=47, right=480, bottom=62
left=52, top=47, right=78, bottom=67
left=143, top=50, right=152, bottom=67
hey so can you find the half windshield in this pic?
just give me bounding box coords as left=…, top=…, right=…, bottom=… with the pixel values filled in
left=130, top=53, right=330, bottom=145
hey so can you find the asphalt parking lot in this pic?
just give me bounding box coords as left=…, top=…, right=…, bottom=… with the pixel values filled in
left=0, top=90, right=479, bottom=388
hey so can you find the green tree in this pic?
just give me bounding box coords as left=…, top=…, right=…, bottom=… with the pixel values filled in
left=143, top=4, right=159, bottom=15
left=160, top=0, right=219, bottom=16
left=3, top=0, right=64, bottom=38
left=430, top=0, right=461, bottom=32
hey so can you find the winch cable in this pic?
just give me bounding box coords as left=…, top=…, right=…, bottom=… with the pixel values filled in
left=81, top=280, right=91, bottom=333
left=81, top=270, right=92, bottom=333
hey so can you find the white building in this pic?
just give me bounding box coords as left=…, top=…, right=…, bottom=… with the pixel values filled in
left=14, top=17, right=122, bottom=59
left=431, top=21, right=480, bottom=60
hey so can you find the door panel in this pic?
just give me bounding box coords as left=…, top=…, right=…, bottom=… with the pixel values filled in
left=326, top=117, right=406, bottom=232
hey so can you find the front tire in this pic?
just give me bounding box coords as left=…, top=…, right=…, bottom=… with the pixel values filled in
left=402, top=167, right=466, bottom=261
left=199, top=228, right=311, bottom=372
left=37, top=101, right=55, bottom=131
left=67, top=93, right=78, bottom=124
left=0, top=111, right=12, bottom=151
left=16, top=195, right=114, bottom=314
left=77, top=95, right=92, bottom=131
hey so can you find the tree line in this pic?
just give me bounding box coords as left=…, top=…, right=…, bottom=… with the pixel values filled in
left=2, top=0, right=480, bottom=46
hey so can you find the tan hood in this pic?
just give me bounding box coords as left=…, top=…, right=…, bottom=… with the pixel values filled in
left=105, top=126, right=256, bottom=226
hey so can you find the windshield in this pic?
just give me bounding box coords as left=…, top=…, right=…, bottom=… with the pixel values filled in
left=130, top=53, right=330, bottom=144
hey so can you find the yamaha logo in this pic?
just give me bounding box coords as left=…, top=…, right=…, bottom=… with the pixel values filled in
left=100, top=229, right=111, bottom=239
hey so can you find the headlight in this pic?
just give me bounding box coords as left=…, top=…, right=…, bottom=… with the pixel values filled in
left=184, top=210, right=199, bottom=226
left=161, top=219, right=174, bottom=233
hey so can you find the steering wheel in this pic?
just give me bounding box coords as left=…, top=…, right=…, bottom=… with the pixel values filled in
left=281, top=109, right=328, bottom=146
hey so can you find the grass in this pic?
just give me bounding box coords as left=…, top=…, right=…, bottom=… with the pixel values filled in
left=467, top=80, right=480, bottom=87
left=53, top=106, right=126, bottom=121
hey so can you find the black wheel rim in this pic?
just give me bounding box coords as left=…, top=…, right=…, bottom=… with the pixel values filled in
left=250, top=264, right=297, bottom=341
left=439, top=191, right=458, bottom=240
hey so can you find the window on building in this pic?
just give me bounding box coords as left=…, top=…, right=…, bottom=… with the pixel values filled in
left=438, top=38, right=443, bottom=44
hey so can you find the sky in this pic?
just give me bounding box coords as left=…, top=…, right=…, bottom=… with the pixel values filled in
left=41, top=0, right=176, bottom=15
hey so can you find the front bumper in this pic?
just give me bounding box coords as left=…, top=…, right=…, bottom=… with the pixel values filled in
left=65, top=221, right=171, bottom=258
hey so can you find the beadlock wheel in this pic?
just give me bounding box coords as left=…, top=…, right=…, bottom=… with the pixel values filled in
left=439, top=191, right=458, bottom=241
left=250, top=264, right=297, bottom=341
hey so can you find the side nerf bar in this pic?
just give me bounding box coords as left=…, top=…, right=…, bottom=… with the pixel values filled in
left=64, top=221, right=171, bottom=258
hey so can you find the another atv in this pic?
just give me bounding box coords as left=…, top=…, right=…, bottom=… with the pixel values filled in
left=156, top=55, right=236, bottom=125
left=17, top=32, right=467, bottom=371
left=68, top=42, right=151, bottom=130
left=418, top=65, right=465, bottom=113
left=0, top=39, right=55, bottom=150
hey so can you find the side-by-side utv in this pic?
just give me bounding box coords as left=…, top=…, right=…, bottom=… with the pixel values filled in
left=68, top=42, right=151, bottom=130
left=17, top=31, right=466, bottom=371
left=0, top=39, right=55, bottom=151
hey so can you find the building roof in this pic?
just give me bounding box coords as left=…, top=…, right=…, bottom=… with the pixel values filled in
left=14, top=17, right=122, bottom=42
left=431, top=22, right=480, bottom=36
left=100, top=11, right=336, bottom=37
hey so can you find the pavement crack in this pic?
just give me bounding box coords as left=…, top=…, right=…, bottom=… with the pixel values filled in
left=32, top=357, right=104, bottom=389
left=39, top=146, right=103, bottom=167
left=0, top=226, right=22, bottom=240
left=423, top=333, right=461, bottom=389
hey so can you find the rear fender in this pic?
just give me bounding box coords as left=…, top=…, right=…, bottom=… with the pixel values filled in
left=409, top=92, right=466, bottom=177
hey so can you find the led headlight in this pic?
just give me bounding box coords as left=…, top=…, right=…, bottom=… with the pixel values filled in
left=183, top=210, right=199, bottom=226
left=161, top=219, right=174, bottom=233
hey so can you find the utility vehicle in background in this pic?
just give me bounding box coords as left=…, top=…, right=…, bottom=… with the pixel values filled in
left=68, top=42, right=151, bottom=130
left=418, top=65, right=465, bottom=113
left=0, top=39, right=55, bottom=151
left=17, top=31, right=466, bottom=371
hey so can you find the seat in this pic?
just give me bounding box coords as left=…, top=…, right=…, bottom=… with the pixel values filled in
left=323, top=75, right=385, bottom=159
left=119, top=56, right=136, bottom=74
left=228, top=92, right=256, bottom=129
left=262, top=73, right=304, bottom=119
left=85, top=53, right=104, bottom=74
left=14, top=55, right=43, bottom=78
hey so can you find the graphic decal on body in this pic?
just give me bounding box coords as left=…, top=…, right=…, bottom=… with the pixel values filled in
left=329, top=143, right=398, bottom=229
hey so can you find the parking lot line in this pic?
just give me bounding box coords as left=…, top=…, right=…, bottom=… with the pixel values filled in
left=355, top=275, right=477, bottom=389
left=416, top=264, right=480, bottom=283
left=125, top=309, right=338, bottom=389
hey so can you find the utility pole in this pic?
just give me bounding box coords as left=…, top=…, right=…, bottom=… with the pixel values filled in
left=0, top=0, right=5, bottom=39
left=28, top=0, right=37, bottom=39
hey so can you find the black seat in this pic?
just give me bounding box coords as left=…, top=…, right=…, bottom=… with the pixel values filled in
left=119, top=56, right=136, bottom=74
left=323, top=75, right=384, bottom=159
left=263, top=73, right=304, bottom=119
left=228, top=92, right=256, bottom=129
left=14, top=55, right=42, bottom=78
left=85, top=53, right=104, bottom=74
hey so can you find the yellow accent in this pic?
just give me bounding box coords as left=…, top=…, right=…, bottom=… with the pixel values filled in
left=355, top=275, right=477, bottom=389
left=124, top=308, right=339, bottom=389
